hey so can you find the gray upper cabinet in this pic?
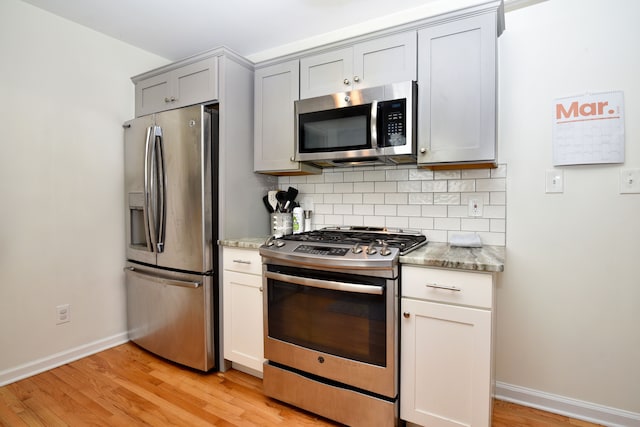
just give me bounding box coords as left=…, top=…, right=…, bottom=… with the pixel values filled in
left=300, top=31, right=417, bottom=99
left=254, top=60, right=320, bottom=175
left=417, top=9, right=501, bottom=167
left=134, top=57, right=219, bottom=117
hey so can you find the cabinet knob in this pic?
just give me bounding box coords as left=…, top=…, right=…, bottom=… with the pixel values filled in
left=353, top=76, right=360, bottom=83
left=164, top=97, right=170, bottom=103
left=343, top=78, right=350, bottom=86
left=290, top=156, right=295, bottom=162
left=420, top=148, right=427, bottom=154
left=403, top=312, right=411, bottom=318
left=344, top=95, right=351, bottom=103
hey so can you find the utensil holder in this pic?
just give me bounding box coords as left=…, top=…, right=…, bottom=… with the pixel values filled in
left=271, top=213, right=292, bottom=238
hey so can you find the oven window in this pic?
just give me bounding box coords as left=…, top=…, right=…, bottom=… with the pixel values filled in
left=299, top=104, right=371, bottom=153
left=267, top=270, right=387, bottom=366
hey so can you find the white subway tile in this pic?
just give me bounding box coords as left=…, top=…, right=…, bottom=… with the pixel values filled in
left=354, top=204, right=374, bottom=215
left=324, top=193, right=343, bottom=204
left=409, top=217, right=434, bottom=229
left=344, top=171, right=364, bottom=182
left=363, top=193, right=385, bottom=204
left=398, top=205, right=421, bottom=217
left=385, top=193, right=408, bottom=204
left=375, top=205, right=397, bottom=216
left=343, top=215, right=364, bottom=226
left=434, top=193, right=461, bottom=205
left=448, top=179, right=476, bottom=192
left=354, top=182, right=375, bottom=193
left=363, top=216, right=386, bottom=227
left=398, top=180, right=422, bottom=193
left=334, top=204, right=353, bottom=215
left=425, top=229, right=448, bottom=243
left=334, top=182, right=354, bottom=193
left=408, top=192, right=434, bottom=205
left=491, top=164, right=507, bottom=178
left=434, top=170, right=461, bottom=180
left=447, top=205, right=468, bottom=218
left=422, top=180, right=448, bottom=192
left=375, top=181, right=397, bottom=193
left=490, top=191, right=506, bottom=205
left=477, top=231, right=505, bottom=246
left=490, top=219, right=506, bottom=233
left=434, top=217, right=461, bottom=230
left=476, top=178, right=506, bottom=192
left=324, top=172, right=344, bottom=183
left=409, top=169, right=434, bottom=180
left=462, top=169, right=491, bottom=179
left=315, top=183, right=334, bottom=193
left=315, top=204, right=333, bottom=214
left=364, top=170, right=386, bottom=181
left=325, top=215, right=344, bottom=225
left=288, top=176, right=308, bottom=184
left=386, top=169, right=409, bottom=181
left=306, top=174, right=325, bottom=184
left=421, top=205, right=448, bottom=217
left=461, top=218, right=491, bottom=232
left=460, top=192, right=490, bottom=205
left=386, top=216, right=409, bottom=229
left=483, top=205, right=506, bottom=219
left=343, top=193, right=363, bottom=204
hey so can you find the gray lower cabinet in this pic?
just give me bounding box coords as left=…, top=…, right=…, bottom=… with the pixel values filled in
left=417, top=9, right=501, bottom=167
left=134, top=56, right=219, bottom=117
left=299, top=31, right=417, bottom=99
left=254, top=60, right=320, bottom=175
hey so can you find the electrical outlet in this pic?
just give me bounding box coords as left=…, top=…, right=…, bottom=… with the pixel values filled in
left=620, top=168, right=640, bottom=194
left=56, top=304, right=70, bottom=325
left=468, top=199, right=483, bottom=217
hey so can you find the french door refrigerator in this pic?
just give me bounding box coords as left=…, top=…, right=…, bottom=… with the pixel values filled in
left=123, top=105, right=218, bottom=371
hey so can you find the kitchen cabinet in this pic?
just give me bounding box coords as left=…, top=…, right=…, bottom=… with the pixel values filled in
left=400, top=265, right=495, bottom=427
left=299, top=31, right=417, bottom=99
left=417, top=10, right=500, bottom=167
left=254, top=60, right=320, bottom=175
left=134, top=56, right=218, bottom=117
left=222, top=247, right=265, bottom=374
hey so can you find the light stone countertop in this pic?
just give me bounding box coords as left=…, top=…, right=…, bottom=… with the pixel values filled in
left=219, top=238, right=505, bottom=272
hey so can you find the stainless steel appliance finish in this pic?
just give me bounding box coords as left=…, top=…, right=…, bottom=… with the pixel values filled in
left=260, top=227, right=427, bottom=427
left=124, top=105, right=217, bottom=371
left=294, top=81, right=417, bottom=167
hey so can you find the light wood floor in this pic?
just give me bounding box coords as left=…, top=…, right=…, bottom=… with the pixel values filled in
left=0, top=342, right=602, bottom=426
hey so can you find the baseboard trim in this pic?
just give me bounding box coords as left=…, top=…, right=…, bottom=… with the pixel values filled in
left=495, top=381, right=640, bottom=427
left=0, top=333, right=129, bottom=387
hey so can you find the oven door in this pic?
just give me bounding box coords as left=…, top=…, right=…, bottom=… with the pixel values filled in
left=263, top=263, right=398, bottom=398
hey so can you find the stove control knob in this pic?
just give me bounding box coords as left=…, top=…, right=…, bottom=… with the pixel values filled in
left=275, top=240, right=286, bottom=248
left=352, top=243, right=363, bottom=254
left=264, top=236, right=275, bottom=247
left=380, top=241, right=392, bottom=256
left=366, top=242, right=377, bottom=255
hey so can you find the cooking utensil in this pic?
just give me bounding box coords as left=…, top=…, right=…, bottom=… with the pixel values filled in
left=263, top=195, right=274, bottom=213
left=267, top=190, right=278, bottom=212
left=283, top=187, right=299, bottom=212
left=275, top=190, right=288, bottom=212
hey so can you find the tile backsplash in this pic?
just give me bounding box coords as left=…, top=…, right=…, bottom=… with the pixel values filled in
left=277, top=164, right=506, bottom=246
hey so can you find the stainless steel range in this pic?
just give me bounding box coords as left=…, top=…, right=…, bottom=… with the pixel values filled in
left=260, top=227, right=427, bottom=427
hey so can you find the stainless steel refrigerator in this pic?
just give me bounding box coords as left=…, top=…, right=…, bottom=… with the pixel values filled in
left=123, top=105, right=219, bottom=371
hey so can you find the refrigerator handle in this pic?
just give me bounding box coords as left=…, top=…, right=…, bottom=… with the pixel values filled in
left=156, top=127, right=167, bottom=253
left=142, top=126, right=155, bottom=252
left=124, top=267, right=202, bottom=288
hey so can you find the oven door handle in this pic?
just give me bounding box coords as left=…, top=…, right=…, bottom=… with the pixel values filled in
left=265, top=271, right=384, bottom=295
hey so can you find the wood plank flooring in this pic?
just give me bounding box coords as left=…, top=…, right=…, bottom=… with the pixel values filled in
left=0, top=342, right=602, bottom=426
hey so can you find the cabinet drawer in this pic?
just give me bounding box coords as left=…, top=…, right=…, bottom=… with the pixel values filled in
left=402, top=266, right=493, bottom=309
left=222, top=247, right=262, bottom=275
left=223, top=270, right=263, bottom=290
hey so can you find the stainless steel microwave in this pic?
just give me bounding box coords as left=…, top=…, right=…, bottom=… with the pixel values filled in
left=294, top=81, right=417, bottom=167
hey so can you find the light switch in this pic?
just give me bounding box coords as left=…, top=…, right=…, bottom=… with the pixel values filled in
left=620, top=169, right=640, bottom=194
left=545, top=169, right=564, bottom=193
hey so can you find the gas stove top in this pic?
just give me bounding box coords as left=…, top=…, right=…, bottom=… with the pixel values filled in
left=259, top=227, right=427, bottom=272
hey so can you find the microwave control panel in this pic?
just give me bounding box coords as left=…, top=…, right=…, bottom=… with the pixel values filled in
left=377, top=99, right=406, bottom=147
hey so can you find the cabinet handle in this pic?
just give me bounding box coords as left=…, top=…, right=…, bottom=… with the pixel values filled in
left=426, top=283, right=461, bottom=292
left=232, top=259, right=251, bottom=264
left=353, top=76, right=360, bottom=83
left=420, top=148, right=427, bottom=154
left=403, top=312, right=410, bottom=318
left=164, top=96, right=176, bottom=103
left=290, top=156, right=295, bottom=162
left=343, top=78, right=350, bottom=85
left=164, top=97, right=170, bottom=103
left=259, top=287, right=263, bottom=293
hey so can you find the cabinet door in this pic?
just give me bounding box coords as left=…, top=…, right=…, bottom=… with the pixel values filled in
left=417, top=13, right=497, bottom=165
left=353, top=31, right=417, bottom=90
left=400, top=298, right=492, bottom=427
left=173, top=57, right=219, bottom=109
left=254, top=60, right=320, bottom=174
left=135, top=72, right=172, bottom=117
left=300, top=47, right=353, bottom=99
left=223, top=269, right=265, bottom=372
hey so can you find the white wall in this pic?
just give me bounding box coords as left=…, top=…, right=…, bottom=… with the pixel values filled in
left=0, top=0, right=168, bottom=380
left=498, top=0, right=640, bottom=417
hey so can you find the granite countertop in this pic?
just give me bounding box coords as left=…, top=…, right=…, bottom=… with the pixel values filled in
left=219, top=238, right=505, bottom=273
left=400, top=242, right=504, bottom=272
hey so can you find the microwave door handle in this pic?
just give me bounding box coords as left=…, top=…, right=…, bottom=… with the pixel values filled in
left=142, top=126, right=154, bottom=252
left=265, top=271, right=384, bottom=296
left=155, top=127, right=166, bottom=253
left=371, top=100, right=379, bottom=150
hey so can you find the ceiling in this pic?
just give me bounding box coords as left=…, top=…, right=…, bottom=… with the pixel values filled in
left=19, top=0, right=528, bottom=63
